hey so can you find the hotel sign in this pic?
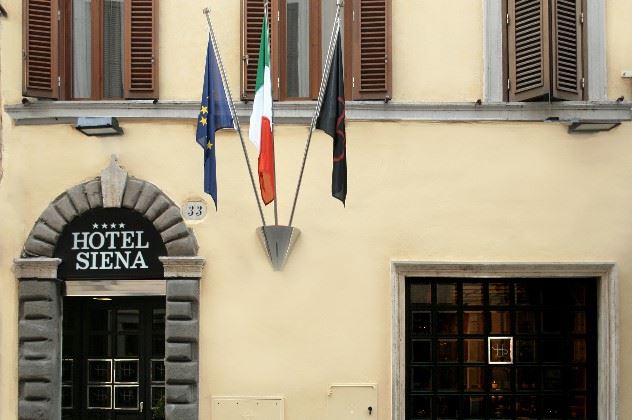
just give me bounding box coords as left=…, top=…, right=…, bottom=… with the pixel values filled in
left=55, top=208, right=167, bottom=279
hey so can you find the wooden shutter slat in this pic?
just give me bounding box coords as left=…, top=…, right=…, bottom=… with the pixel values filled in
left=241, top=0, right=278, bottom=101
left=23, top=0, right=59, bottom=98
left=351, top=0, right=391, bottom=100
left=124, top=0, right=158, bottom=99
left=508, top=0, right=550, bottom=101
left=552, top=0, right=583, bottom=100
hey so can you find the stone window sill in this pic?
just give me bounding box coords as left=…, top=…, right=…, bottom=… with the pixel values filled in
left=5, top=100, right=631, bottom=126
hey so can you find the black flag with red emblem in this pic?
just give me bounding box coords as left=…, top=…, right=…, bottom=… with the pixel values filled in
left=316, top=31, right=347, bottom=205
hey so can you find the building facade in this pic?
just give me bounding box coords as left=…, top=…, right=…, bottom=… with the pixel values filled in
left=1, top=0, right=632, bottom=419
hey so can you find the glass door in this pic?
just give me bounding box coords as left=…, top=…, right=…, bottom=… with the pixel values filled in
left=62, top=296, right=165, bottom=420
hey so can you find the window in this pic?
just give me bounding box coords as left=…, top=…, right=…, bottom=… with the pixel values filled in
left=23, top=0, right=158, bottom=100
left=241, top=0, right=391, bottom=101
left=405, top=278, right=597, bottom=419
left=506, top=0, right=585, bottom=101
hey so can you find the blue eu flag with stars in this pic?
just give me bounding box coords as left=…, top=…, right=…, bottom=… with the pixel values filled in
left=196, top=36, right=233, bottom=208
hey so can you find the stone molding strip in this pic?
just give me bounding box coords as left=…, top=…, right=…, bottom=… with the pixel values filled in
left=14, top=258, right=61, bottom=279
left=160, top=257, right=205, bottom=278
left=5, top=100, right=631, bottom=126
left=22, top=159, right=198, bottom=258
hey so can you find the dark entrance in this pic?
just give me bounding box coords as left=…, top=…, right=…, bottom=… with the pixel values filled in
left=62, top=297, right=166, bottom=420
left=405, top=278, right=597, bottom=420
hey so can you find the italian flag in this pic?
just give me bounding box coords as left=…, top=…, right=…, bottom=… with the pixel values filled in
left=249, top=15, right=276, bottom=205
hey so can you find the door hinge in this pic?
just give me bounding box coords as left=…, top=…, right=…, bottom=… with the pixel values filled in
left=22, top=50, right=27, bottom=61
left=277, top=10, right=280, bottom=22
left=57, top=9, right=61, bottom=21
left=353, top=9, right=355, bottom=21
left=506, top=13, right=510, bottom=25
left=580, top=12, right=584, bottom=24
left=507, top=78, right=511, bottom=91
left=581, top=77, right=585, bottom=89
left=57, top=76, right=61, bottom=87
left=352, top=76, right=355, bottom=88
left=277, top=77, right=280, bottom=88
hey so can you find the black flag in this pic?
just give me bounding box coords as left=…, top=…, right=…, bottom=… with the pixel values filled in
left=316, top=32, right=347, bottom=204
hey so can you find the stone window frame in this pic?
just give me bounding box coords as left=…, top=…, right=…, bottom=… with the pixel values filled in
left=14, top=157, right=204, bottom=420
left=391, top=261, right=618, bottom=420
left=484, top=0, right=607, bottom=102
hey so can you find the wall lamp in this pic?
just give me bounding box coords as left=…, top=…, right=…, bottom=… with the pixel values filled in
left=75, top=117, right=124, bottom=137
left=568, top=120, right=621, bottom=134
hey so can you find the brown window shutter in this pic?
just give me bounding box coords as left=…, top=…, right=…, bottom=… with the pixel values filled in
left=551, top=0, right=583, bottom=100
left=350, top=0, right=391, bottom=101
left=124, top=0, right=158, bottom=99
left=23, top=0, right=60, bottom=99
left=508, top=0, right=550, bottom=101
left=241, top=0, right=279, bottom=101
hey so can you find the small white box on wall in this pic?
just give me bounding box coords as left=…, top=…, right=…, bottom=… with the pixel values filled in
left=327, top=384, right=378, bottom=420
left=211, top=397, right=284, bottom=420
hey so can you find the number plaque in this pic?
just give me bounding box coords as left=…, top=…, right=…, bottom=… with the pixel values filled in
left=182, top=200, right=208, bottom=221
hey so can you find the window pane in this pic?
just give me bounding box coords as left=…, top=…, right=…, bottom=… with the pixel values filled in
left=437, top=367, right=458, bottom=391
left=572, top=312, right=586, bottom=333
left=542, top=396, right=564, bottom=419
left=515, top=339, right=536, bottom=362
left=103, top=0, right=125, bottom=98
left=117, top=334, right=139, bottom=357
left=489, top=395, right=512, bottom=419
left=543, top=368, right=563, bottom=391
left=412, top=312, right=432, bottom=335
left=411, top=367, right=432, bottom=391
left=489, top=283, right=511, bottom=305
left=437, top=283, right=457, bottom=305
left=516, top=367, right=539, bottom=392
left=463, top=396, right=485, bottom=418
left=286, top=0, right=310, bottom=97
left=490, top=367, right=511, bottom=392
left=570, top=395, right=587, bottom=419
left=117, top=310, right=139, bottom=332
left=570, top=367, right=586, bottom=390
left=437, top=339, right=458, bottom=363
left=515, top=396, right=538, bottom=419
left=463, top=339, right=485, bottom=363
left=464, top=367, right=484, bottom=391
left=515, top=282, right=541, bottom=305
left=463, top=283, right=484, bottom=306
left=410, top=283, right=431, bottom=304
left=409, top=396, right=432, bottom=419
left=73, top=0, right=92, bottom=98
left=437, top=395, right=459, bottom=418
left=437, top=312, right=457, bottom=334
left=490, top=311, right=511, bottom=334
left=464, top=311, right=484, bottom=334
left=412, top=340, right=432, bottom=362
left=516, top=311, right=537, bottom=334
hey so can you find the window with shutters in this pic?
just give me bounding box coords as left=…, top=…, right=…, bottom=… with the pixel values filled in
left=506, top=0, right=585, bottom=102
left=241, top=0, right=391, bottom=101
left=23, top=0, right=158, bottom=100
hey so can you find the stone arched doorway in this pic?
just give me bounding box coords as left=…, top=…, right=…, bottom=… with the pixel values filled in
left=14, top=158, right=203, bottom=420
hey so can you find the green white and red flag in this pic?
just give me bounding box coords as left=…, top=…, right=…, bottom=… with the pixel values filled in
left=249, top=15, right=276, bottom=205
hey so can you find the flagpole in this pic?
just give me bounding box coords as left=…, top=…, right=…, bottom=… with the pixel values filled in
left=203, top=7, right=270, bottom=233
left=287, top=1, right=342, bottom=227
left=263, top=0, right=280, bottom=226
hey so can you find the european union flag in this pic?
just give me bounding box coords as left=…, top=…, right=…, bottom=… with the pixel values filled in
left=196, top=36, right=233, bottom=208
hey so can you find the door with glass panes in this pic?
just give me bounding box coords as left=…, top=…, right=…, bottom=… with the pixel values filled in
left=62, top=297, right=165, bottom=420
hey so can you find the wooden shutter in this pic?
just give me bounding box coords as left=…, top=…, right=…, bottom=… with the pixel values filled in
left=551, top=0, right=583, bottom=100
left=23, top=0, right=59, bottom=98
left=508, top=0, right=550, bottom=101
left=241, top=0, right=279, bottom=101
left=350, top=0, right=391, bottom=101
left=124, top=0, right=158, bottom=99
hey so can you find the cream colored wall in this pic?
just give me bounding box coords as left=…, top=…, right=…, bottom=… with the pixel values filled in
left=607, top=0, right=632, bottom=99
left=2, top=121, right=632, bottom=420
left=3, top=1, right=632, bottom=420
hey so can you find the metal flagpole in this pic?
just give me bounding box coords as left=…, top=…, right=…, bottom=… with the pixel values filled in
left=264, top=0, right=280, bottom=226
left=203, top=7, right=272, bottom=246
left=287, top=0, right=342, bottom=227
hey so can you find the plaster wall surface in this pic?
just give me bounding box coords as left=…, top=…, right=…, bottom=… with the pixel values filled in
left=0, top=121, right=632, bottom=419
left=2, top=0, right=632, bottom=419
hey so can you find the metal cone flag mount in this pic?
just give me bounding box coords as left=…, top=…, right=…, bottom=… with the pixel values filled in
left=256, top=226, right=301, bottom=271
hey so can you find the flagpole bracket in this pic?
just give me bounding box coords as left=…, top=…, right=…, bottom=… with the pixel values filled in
left=256, top=226, right=301, bottom=271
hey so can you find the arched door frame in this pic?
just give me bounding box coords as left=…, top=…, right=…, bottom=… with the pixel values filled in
left=14, top=157, right=204, bottom=420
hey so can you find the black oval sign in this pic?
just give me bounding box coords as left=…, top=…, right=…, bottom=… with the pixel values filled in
left=54, top=208, right=167, bottom=280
